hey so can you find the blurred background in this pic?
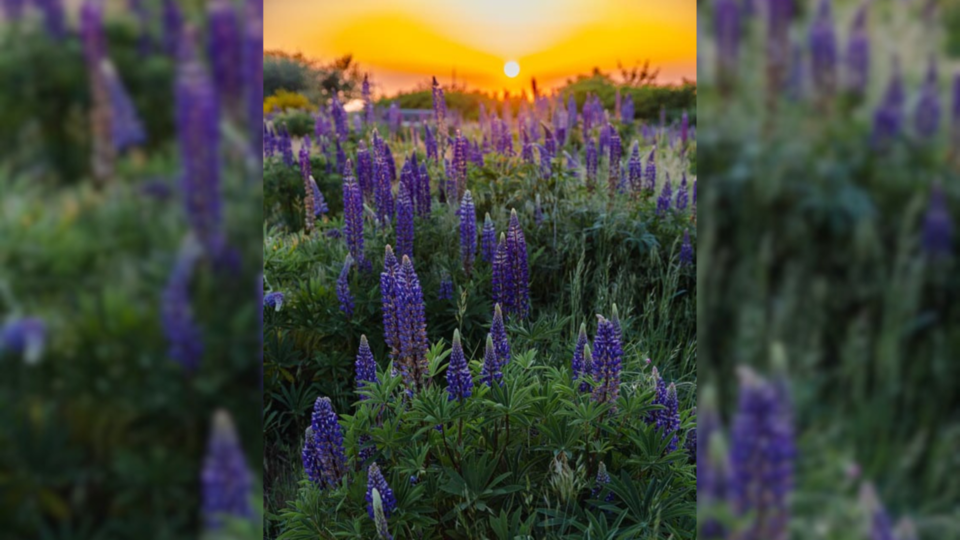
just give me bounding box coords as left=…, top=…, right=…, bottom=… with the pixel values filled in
left=698, top=0, right=960, bottom=538
left=0, top=0, right=263, bottom=538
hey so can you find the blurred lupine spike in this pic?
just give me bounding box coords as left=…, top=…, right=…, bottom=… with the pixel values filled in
left=808, top=0, right=837, bottom=98
left=309, top=397, right=348, bottom=488
left=859, top=482, right=896, bottom=540
left=504, top=209, right=531, bottom=319
left=656, top=177, right=673, bottom=216
left=571, top=322, right=591, bottom=392
left=458, top=190, right=477, bottom=275
left=446, top=329, right=473, bottom=402
left=610, top=304, right=622, bottom=341
left=585, top=137, right=598, bottom=191
left=922, top=181, right=953, bottom=257
left=662, top=383, right=680, bottom=453
left=363, top=74, right=374, bottom=125
left=356, top=141, right=374, bottom=197
left=872, top=59, right=905, bottom=145
left=438, top=273, right=454, bottom=301
left=480, top=333, right=502, bottom=387
left=491, top=303, right=511, bottom=369
left=342, top=165, right=366, bottom=269
left=730, top=367, right=795, bottom=540
left=608, top=127, right=622, bottom=195
left=366, top=463, right=398, bottom=520
left=644, top=147, right=657, bottom=193
left=481, top=213, right=496, bottom=263
left=380, top=245, right=402, bottom=359
left=621, top=93, right=634, bottom=124
left=914, top=57, right=941, bottom=139
left=590, top=315, right=623, bottom=407
left=201, top=410, right=253, bottom=530
left=161, top=236, right=204, bottom=371
left=646, top=366, right=666, bottom=425
left=592, top=461, right=614, bottom=502
left=207, top=0, right=242, bottom=105
left=244, top=0, right=263, bottom=158
left=162, top=0, right=183, bottom=57
left=0, top=317, right=47, bottom=365
left=680, top=230, right=694, bottom=266
left=677, top=174, right=689, bottom=211
left=36, top=0, right=66, bottom=39
left=395, top=182, right=415, bottom=260
left=263, top=291, right=284, bottom=311
left=355, top=335, right=379, bottom=397
left=337, top=255, right=354, bottom=318
left=715, top=0, right=741, bottom=89
left=845, top=3, right=869, bottom=97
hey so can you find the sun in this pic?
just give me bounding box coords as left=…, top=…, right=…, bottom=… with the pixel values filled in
left=504, top=61, right=520, bottom=78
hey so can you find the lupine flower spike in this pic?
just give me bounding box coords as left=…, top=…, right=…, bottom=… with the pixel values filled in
left=366, top=463, right=398, bottom=521
left=571, top=322, right=590, bottom=392
left=590, top=315, right=623, bottom=408
left=337, top=255, right=354, bottom=317
left=592, top=461, right=614, bottom=503
left=303, top=397, right=348, bottom=488
left=356, top=335, right=379, bottom=396
left=201, top=410, right=253, bottom=530
left=458, top=190, right=477, bottom=275
left=481, top=213, right=496, bottom=263
left=480, top=333, right=501, bottom=387
left=446, top=329, right=473, bottom=402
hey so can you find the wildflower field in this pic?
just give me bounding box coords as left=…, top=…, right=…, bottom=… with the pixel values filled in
left=262, top=74, right=698, bottom=538
left=0, top=1, right=262, bottom=537
left=699, top=0, right=960, bottom=539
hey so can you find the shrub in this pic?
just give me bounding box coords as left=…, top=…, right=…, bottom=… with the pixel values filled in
left=274, top=109, right=316, bottom=137
left=264, top=90, right=316, bottom=115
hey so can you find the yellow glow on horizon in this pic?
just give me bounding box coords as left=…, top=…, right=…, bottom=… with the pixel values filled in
left=264, top=0, right=696, bottom=95
left=504, top=61, right=520, bottom=78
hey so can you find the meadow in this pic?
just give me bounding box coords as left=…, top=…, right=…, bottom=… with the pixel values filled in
left=261, top=73, right=698, bottom=538
left=698, top=0, right=960, bottom=539
left=0, top=1, right=262, bottom=537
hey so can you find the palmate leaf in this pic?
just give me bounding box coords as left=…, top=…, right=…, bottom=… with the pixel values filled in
left=489, top=507, right=536, bottom=540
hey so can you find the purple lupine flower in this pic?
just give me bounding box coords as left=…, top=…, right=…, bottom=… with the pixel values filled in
left=458, top=190, right=477, bottom=275
left=362, top=74, right=374, bottom=125
left=381, top=246, right=402, bottom=359
left=644, top=147, right=657, bottom=193
left=715, top=0, right=742, bottom=84
left=592, top=462, right=614, bottom=503
left=438, top=273, right=454, bottom=300
left=845, top=5, right=869, bottom=97
left=446, top=329, right=473, bottom=402
left=492, top=233, right=513, bottom=316
left=309, top=176, right=329, bottom=218
left=598, top=125, right=610, bottom=159
left=662, top=383, right=680, bottom=453
left=585, top=138, right=598, bottom=190
left=342, top=167, right=366, bottom=268
left=432, top=76, right=447, bottom=131
left=449, top=132, right=468, bottom=200
left=480, top=333, right=501, bottom=387
left=357, top=434, right=376, bottom=464
left=331, top=95, right=348, bottom=140
left=656, top=178, right=673, bottom=216
left=337, top=255, right=355, bottom=318
left=207, top=0, right=242, bottom=105
left=627, top=141, right=643, bottom=194
left=201, top=410, right=253, bottom=530
left=2, top=0, right=25, bottom=19
left=590, top=315, right=623, bottom=407
left=395, top=182, right=415, bottom=260
left=388, top=102, right=401, bottom=135
left=567, top=94, right=578, bottom=128
left=366, top=463, right=398, bottom=520
left=730, top=367, right=795, bottom=540
left=336, top=139, right=348, bottom=176
left=505, top=209, right=530, bottom=319
left=914, top=57, right=941, bottom=139
left=621, top=93, right=634, bottom=124
left=417, top=161, right=432, bottom=217
left=397, top=255, right=429, bottom=390
left=873, top=61, right=906, bottom=145
left=314, top=112, right=329, bottom=142
left=491, top=303, right=511, bottom=370
left=162, top=0, right=184, bottom=57
left=809, top=0, right=837, bottom=98
left=263, top=291, right=284, bottom=311
left=101, top=61, right=146, bottom=151
left=608, top=127, right=622, bottom=195
left=375, top=149, right=395, bottom=226
left=646, top=366, right=667, bottom=426
left=36, top=0, right=66, bottom=39
left=922, top=182, right=952, bottom=257
left=481, top=213, right=496, bottom=263
left=310, top=397, right=348, bottom=488
left=0, top=317, right=46, bottom=365
left=697, top=388, right=730, bottom=539
left=680, top=230, right=694, bottom=266
left=861, top=483, right=895, bottom=540
left=161, top=237, right=203, bottom=371
left=355, top=335, right=379, bottom=397
left=356, top=141, right=374, bottom=198
left=571, top=322, right=590, bottom=392
left=400, top=159, right=416, bottom=209
left=676, top=173, right=689, bottom=211
left=424, top=125, right=438, bottom=162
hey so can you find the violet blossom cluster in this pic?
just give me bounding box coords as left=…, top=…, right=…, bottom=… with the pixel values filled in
left=381, top=247, right=429, bottom=390
left=395, top=182, right=415, bottom=260
left=446, top=329, right=473, bottom=402
left=492, top=210, right=530, bottom=319
left=590, top=315, right=623, bottom=407
left=481, top=213, right=496, bottom=263
left=201, top=410, right=254, bottom=530
left=337, top=255, right=354, bottom=318
left=302, top=397, right=348, bottom=489
left=458, top=190, right=477, bottom=275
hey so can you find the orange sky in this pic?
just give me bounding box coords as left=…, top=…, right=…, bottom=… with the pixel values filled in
left=264, top=0, right=696, bottom=97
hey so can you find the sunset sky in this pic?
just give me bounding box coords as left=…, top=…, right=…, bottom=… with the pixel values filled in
left=264, top=0, right=696, bottom=97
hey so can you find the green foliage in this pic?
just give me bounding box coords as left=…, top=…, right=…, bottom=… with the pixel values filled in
left=264, top=51, right=364, bottom=104
left=273, top=110, right=316, bottom=138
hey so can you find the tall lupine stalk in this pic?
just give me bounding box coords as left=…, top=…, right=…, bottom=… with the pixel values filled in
left=363, top=74, right=374, bottom=126
left=337, top=255, right=354, bottom=318
left=432, top=77, right=447, bottom=160
left=81, top=0, right=115, bottom=185
left=36, top=0, right=66, bottom=39
left=621, top=93, right=634, bottom=124
left=490, top=303, right=511, bottom=369
left=207, top=0, right=242, bottom=108
left=446, top=330, right=473, bottom=402
left=845, top=4, right=869, bottom=98
left=162, top=0, right=184, bottom=57
left=397, top=255, right=429, bottom=390
left=592, top=462, right=614, bottom=502
left=355, top=335, right=379, bottom=397
left=914, top=57, right=941, bottom=139
left=505, top=209, right=530, bottom=318
left=388, top=102, right=401, bottom=136
left=300, top=136, right=316, bottom=233
left=766, top=0, right=794, bottom=109
left=331, top=95, right=348, bottom=141
left=585, top=137, right=598, bottom=191
left=416, top=158, right=431, bottom=218
left=366, top=463, right=397, bottom=521
left=730, top=367, right=795, bottom=540
left=480, top=334, right=501, bottom=387
left=608, top=126, right=622, bottom=195
left=922, top=181, right=952, bottom=257
left=644, top=147, right=657, bottom=193
left=380, top=246, right=402, bottom=360
left=201, top=410, right=254, bottom=530
left=162, top=236, right=204, bottom=371
left=374, top=145, right=395, bottom=226
left=304, top=397, right=348, bottom=489
left=492, top=234, right=513, bottom=315
left=176, top=31, right=224, bottom=257
left=244, top=0, right=263, bottom=158
left=424, top=125, right=438, bottom=162
left=680, top=230, right=694, bottom=267
left=458, top=190, right=476, bottom=275
left=872, top=59, right=905, bottom=146
left=481, top=213, right=496, bottom=263
left=646, top=366, right=667, bottom=426
left=590, top=315, right=622, bottom=408
left=450, top=131, right=468, bottom=201
left=102, top=61, right=146, bottom=151
left=571, top=322, right=590, bottom=392
left=808, top=0, right=837, bottom=100
left=395, top=183, right=415, bottom=260
left=662, top=383, right=680, bottom=453
left=356, top=141, right=374, bottom=198
left=627, top=141, right=643, bottom=195
left=342, top=163, right=366, bottom=269
left=656, top=177, right=673, bottom=216
left=697, top=387, right=731, bottom=539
